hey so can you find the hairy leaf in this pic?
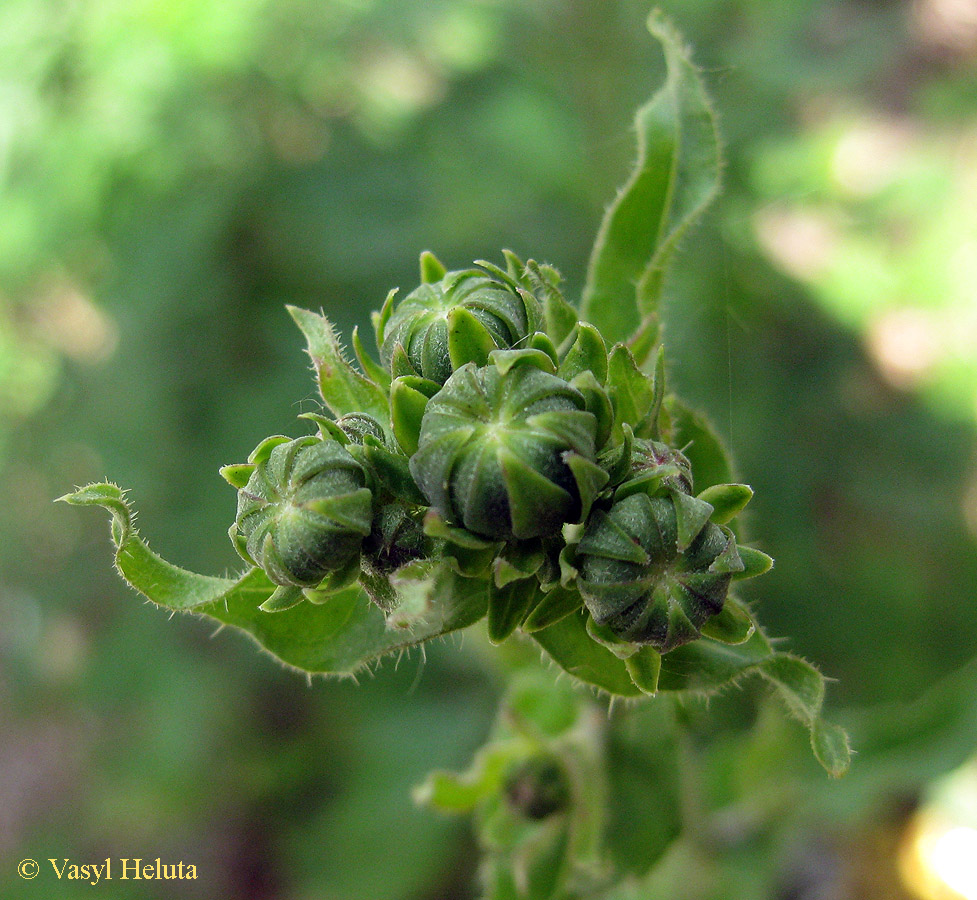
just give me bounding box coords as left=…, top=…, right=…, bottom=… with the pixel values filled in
left=288, top=306, right=390, bottom=424
left=581, top=13, right=721, bottom=345
left=58, top=484, right=487, bottom=676
left=533, top=606, right=849, bottom=776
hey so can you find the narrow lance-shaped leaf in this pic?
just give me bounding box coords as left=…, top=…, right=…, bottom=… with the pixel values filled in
left=58, top=484, right=488, bottom=676
left=581, top=13, right=721, bottom=346
left=288, top=305, right=390, bottom=424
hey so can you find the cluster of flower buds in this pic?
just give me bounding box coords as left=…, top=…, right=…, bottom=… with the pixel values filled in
left=221, top=251, right=772, bottom=661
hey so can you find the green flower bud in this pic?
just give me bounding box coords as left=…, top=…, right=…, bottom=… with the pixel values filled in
left=379, top=263, right=542, bottom=384
left=614, top=438, right=693, bottom=496
left=575, top=491, right=744, bottom=652
left=409, top=356, right=608, bottom=541
left=335, top=412, right=386, bottom=445
left=230, top=436, right=373, bottom=588
left=504, top=755, right=571, bottom=820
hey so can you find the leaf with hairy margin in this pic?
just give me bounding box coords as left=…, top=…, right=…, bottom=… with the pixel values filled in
left=533, top=610, right=849, bottom=776
left=288, top=305, right=390, bottom=424
left=581, top=13, right=721, bottom=346
left=58, top=484, right=488, bottom=675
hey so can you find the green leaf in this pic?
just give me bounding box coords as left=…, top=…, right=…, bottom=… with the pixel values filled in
left=658, top=630, right=851, bottom=776
left=414, top=740, right=524, bottom=814
left=581, top=13, right=721, bottom=344
left=288, top=306, right=389, bottom=423
left=57, top=483, right=239, bottom=610
left=211, top=566, right=488, bottom=675
left=516, top=820, right=570, bottom=900
left=531, top=597, right=849, bottom=775
left=532, top=610, right=641, bottom=698
left=605, top=701, right=681, bottom=876
left=665, top=397, right=733, bottom=490
left=59, top=484, right=489, bottom=676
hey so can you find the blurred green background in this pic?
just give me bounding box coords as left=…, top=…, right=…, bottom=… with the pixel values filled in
left=2, top=0, right=976, bottom=897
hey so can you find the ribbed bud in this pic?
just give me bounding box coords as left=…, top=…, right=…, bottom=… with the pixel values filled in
left=230, top=436, right=373, bottom=587
left=575, top=491, right=744, bottom=652
left=380, top=266, right=541, bottom=384
left=409, top=356, right=607, bottom=541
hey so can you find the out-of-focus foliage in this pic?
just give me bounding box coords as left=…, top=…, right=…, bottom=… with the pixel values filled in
left=2, top=0, right=976, bottom=897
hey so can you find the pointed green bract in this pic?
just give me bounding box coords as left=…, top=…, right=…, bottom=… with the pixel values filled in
left=522, top=586, right=583, bottom=633
left=698, top=596, right=755, bottom=644
left=351, top=324, right=392, bottom=393
left=447, top=305, right=499, bottom=371
left=219, top=463, right=255, bottom=489
left=390, top=375, right=439, bottom=456
left=419, top=249, right=447, bottom=283
left=582, top=13, right=721, bottom=345
left=488, top=578, right=538, bottom=644
left=735, top=546, right=775, bottom=579
left=699, top=482, right=753, bottom=524
left=559, top=323, right=608, bottom=384
left=607, top=344, right=655, bottom=436
left=259, top=585, right=305, bottom=612
left=625, top=646, right=662, bottom=695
